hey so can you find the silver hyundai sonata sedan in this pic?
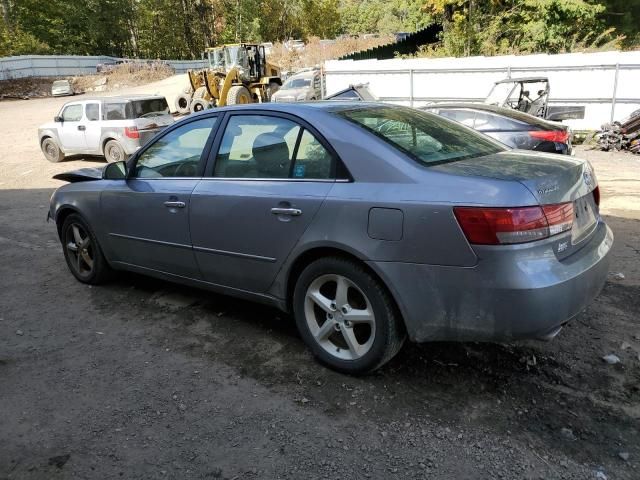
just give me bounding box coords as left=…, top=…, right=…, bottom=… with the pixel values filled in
left=48, top=102, right=613, bottom=374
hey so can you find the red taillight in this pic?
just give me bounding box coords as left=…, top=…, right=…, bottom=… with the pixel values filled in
left=124, top=126, right=140, bottom=139
left=528, top=130, right=570, bottom=143
left=454, top=203, right=573, bottom=245
left=593, top=186, right=600, bottom=206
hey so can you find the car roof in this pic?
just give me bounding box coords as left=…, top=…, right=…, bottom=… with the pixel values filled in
left=421, top=102, right=561, bottom=129
left=188, top=101, right=397, bottom=117
left=65, top=95, right=167, bottom=103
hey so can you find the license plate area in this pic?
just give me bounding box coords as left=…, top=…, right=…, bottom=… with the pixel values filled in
left=571, top=194, right=597, bottom=245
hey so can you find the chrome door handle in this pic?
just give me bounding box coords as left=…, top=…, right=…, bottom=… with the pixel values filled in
left=164, top=201, right=186, bottom=208
left=271, top=207, right=302, bottom=216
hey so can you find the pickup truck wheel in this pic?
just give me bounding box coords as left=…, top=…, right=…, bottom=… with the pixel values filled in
left=104, top=140, right=125, bottom=163
left=42, top=138, right=65, bottom=163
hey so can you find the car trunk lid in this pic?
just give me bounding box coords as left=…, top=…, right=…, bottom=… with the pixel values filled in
left=433, top=150, right=599, bottom=252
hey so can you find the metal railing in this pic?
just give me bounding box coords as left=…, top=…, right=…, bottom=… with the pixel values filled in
left=327, top=63, right=640, bottom=122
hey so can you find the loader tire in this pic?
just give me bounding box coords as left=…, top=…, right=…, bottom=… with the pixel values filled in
left=226, top=85, right=252, bottom=105
left=175, top=93, right=191, bottom=114
left=190, top=98, right=211, bottom=113
left=193, top=86, right=207, bottom=100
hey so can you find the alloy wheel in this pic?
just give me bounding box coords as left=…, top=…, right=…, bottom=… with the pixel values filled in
left=304, top=274, right=376, bottom=361
left=65, top=222, right=94, bottom=278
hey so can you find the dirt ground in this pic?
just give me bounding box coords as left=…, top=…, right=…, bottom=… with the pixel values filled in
left=1, top=87, right=639, bottom=480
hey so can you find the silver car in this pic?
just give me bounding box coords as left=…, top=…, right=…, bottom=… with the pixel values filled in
left=51, top=79, right=75, bottom=97
left=48, top=103, right=613, bottom=374
left=272, top=69, right=322, bottom=102
left=38, top=95, right=174, bottom=163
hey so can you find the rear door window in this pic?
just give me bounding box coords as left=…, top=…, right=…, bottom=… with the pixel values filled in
left=61, top=104, right=82, bottom=122
left=213, top=115, right=334, bottom=180
left=85, top=103, right=100, bottom=121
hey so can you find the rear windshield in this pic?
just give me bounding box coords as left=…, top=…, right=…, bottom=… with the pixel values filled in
left=130, top=98, right=169, bottom=118
left=335, top=105, right=504, bottom=166
left=103, top=98, right=169, bottom=120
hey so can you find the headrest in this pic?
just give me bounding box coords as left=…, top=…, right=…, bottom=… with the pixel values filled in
left=252, top=133, right=290, bottom=178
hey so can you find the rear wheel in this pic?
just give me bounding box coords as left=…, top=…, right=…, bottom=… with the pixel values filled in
left=104, top=140, right=125, bottom=163
left=293, top=257, right=405, bottom=374
left=226, top=85, right=252, bottom=105
left=41, top=138, right=65, bottom=163
left=61, top=213, right=113, bottom=285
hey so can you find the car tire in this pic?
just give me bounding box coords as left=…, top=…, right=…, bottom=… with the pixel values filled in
left=175, top=93, right=192, bottom=114
left=104, top=140, right=126, bottom=163
left=226, top=85, right=252, bottom=105
left=61, top=213, right=114, bottom=285
left=268, top=81, right=280, bottom=100
left=190, top=98, right=210, bottom=113
left=41, top=138, right=65, bottom=163
left=293, top=256, right=406, bottom=374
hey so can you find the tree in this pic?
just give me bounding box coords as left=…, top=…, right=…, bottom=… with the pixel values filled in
left=423, top=0, right=620, bottom=56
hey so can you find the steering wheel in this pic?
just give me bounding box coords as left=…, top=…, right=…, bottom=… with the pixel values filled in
left=174, top=161, right=198, bottom=177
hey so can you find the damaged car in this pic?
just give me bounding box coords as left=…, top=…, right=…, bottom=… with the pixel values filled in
left=48, top=102, right=612, bottom=374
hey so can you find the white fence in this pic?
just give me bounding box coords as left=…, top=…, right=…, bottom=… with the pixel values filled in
left=325, top=51, right=640, bottom=130
left=0, top=55, right=207, bottom=80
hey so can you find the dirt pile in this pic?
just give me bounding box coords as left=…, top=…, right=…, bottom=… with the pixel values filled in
left=0, top=63, right=175, bottom=99
left=268, top=36, right=393, bottom=73
left=73, top=62, right=175, bottom=93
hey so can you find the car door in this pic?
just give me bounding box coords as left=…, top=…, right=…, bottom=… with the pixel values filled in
left=189, top=112, right=336, bottom=292
left=100, top=115, right=219, bottom=278
left=58, top=103, right=86, bottom=152
left=83, top=101, right=102, bottom=153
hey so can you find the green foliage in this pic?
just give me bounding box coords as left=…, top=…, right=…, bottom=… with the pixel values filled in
left=0, top=0, right=637, bottom=59
left=340, top=0, right=431, bottom=35
left=423, top=0, right=624, bottom=56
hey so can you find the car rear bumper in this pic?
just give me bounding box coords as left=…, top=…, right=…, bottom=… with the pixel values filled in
left=368, top=220, right=613, bottom=343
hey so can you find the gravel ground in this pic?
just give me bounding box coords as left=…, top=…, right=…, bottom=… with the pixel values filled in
left=1, top=88, right=639, bottom=480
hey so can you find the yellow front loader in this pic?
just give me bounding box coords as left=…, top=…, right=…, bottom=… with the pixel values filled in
left=174, top=44, right=282, bottom=114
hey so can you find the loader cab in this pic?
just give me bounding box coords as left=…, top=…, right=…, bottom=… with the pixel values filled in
left=206, top=47, right=224, bottom=70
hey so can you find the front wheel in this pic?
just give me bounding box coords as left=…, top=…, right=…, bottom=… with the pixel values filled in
left=61, top=213, right=113, bottom=284
left=41, top=138, right=65, bottom=163
left=226, top=85, right=252, bottom=105
left=293, top=257, right=406, bottom=374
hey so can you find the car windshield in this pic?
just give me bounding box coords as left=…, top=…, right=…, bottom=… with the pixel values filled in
left=130, top=98, right=169, bottom=118
left=485, top=82, right=515, bottom=105
left=283, top=78, right=311, bottom=89
left=335, top=105, right=505, bottom=166
left=53, top=81, right=68, bottom=87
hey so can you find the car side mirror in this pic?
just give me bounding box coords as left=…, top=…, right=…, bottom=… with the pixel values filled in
left=54, top=116, right=63, bottom=122
left=103, top=161, right=128, bottom=180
